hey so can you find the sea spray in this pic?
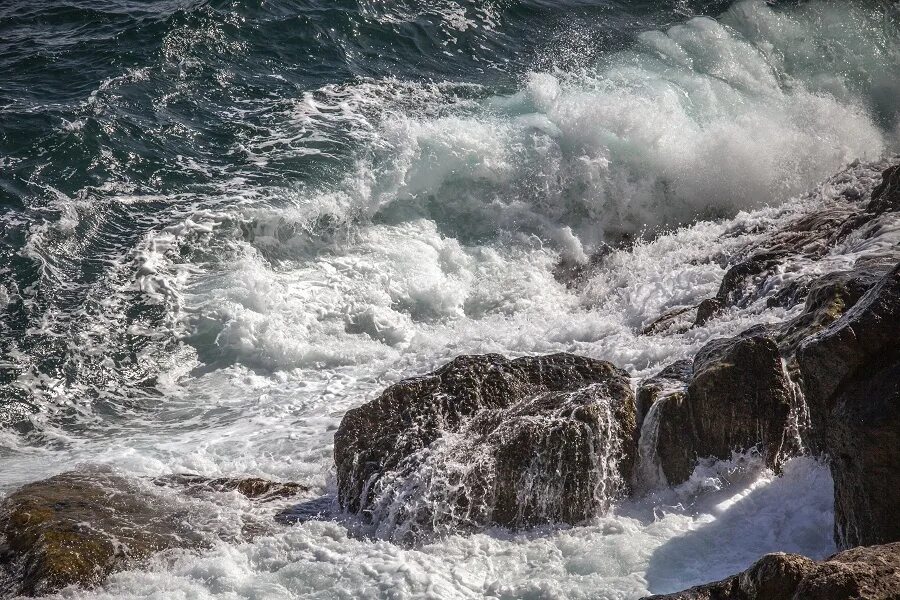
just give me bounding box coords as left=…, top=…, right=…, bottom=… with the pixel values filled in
left=337, top=360, right=635, bottom=544
left=780, top=358, right=814, bottom=458
left=1, top=0, right=897, bottom=597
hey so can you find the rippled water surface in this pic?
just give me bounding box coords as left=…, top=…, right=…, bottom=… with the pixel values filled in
left=1, top=0, right=899, bottom=597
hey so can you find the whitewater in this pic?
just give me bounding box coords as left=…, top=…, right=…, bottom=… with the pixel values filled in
left=0, top=0, right=899, bottom=597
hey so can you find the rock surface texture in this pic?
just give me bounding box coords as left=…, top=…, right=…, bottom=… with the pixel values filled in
left=0, top=471, right=200, bottom=596
left=798, top=264, right=900, bottom=549
left=637, top=327, right=793, bottom=486
left=637, top=161, right=900, bottom=597
left=0, top=471, right=308, bottom=596
left=155, top=473, right=309, bottom=501
left=334, top=353, right=636, bottom=541
left=642, top=542, right=900, bottom=600
left=634, top=360, right=692, bottom=488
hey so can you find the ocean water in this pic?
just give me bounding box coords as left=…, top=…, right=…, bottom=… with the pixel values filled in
left=1, top=0, right=899, bottom=597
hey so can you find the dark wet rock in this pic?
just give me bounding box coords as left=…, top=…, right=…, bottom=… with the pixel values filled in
left=867, top=163, right=900, bottom=215
left=0, top=471, right=203, bottom=597
left=645, top=161, right=900, bottom=332
left=0, top=470, right=311, bottom=596
left=651, top=328, right=791, bottom=485
left=334, top=353, right=636, bottom=538
left=765, top=277, right=811, bottom=310
left=642, top=542, right=900, bottom=600
left=643, top=306, right=697, bottom=335
left=693, top=298, right=724, bottom=327
left=715, top=251, right=789, bottom=308
left=636, top=360, right=693, bottom=427
left=764, top=203, right=864, bottom=257
left=635, top=162, right=900, bottom=502
left=696, top=161, right=900, bottom=321
left=635, top=360, right=693, bottom=488
left=776, top=262, right=894, bottom=357
left=631, top=162, right=900, bottom=589
left=797, top=263, right=900, bottom=548
left=155, top=474, right=308, bottom=501
left=708, top=207, right=858, bottom=316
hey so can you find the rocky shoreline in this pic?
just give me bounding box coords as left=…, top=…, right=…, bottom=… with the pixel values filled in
left=1, top=159, right=899, bottom=597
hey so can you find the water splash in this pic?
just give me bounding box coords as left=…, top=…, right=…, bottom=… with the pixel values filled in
left=635, top=398, right=669, bottom=493
left=359, top=385, right=629, bottom=544
left=780, top=358, right=813, bottom=458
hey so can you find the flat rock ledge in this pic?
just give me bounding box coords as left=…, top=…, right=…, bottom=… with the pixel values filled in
left=0, top=470, right=307, bottom=597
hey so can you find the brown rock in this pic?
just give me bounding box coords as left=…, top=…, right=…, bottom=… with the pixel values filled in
left=0, top=471, right=202, bottom=596
left=777, top=264, right=892, bottom=356
left=694, top=298, right=724, bottom=327
left=698, top=160, right=898, bottom=321
left=333, top=353, right=636, bottom=540
left=643, top=306, right=697, bottom=335
left=635, top=360, right=693, bottom=488
left=0, top=470, right=309, bottom=596
left=155, top=474, right=308, bottom=501
left=650, top=328, right=791, bottom=485
left=715, top=251, right=789, bottom=308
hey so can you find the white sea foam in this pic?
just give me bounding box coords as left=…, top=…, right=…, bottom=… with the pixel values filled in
left=3, top=1, right=899, bottom=598
left=24, top=456, right=832, bottom=600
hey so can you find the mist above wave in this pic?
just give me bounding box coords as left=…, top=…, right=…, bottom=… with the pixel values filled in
left=356, top=0, right=896, bottom=251
left=142, top=0, right=899, bottom=375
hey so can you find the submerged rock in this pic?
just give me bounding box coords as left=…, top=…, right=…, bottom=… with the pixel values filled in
left=155, top=473, right=308, bottom=501
left=798, top=263, right=900, bottom=549
left=642, top=542, right=900, bottom=600
left=0, top=471, right=202, bottom=596
left=334, top=353, right=636, bottom=541
left=643, top=306, right=698, bottom=336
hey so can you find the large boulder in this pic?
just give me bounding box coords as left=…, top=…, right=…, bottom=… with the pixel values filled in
left=797, top=263, right=900, bottom=548
left=641, top=328, right=792, bottom=485
left=642, top=542, right=900, bottom=600
left=333, top=353, right=636, bottom=541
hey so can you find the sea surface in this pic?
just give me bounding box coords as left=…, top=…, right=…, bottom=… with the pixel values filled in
left=1, top=0, right=899, bottom=598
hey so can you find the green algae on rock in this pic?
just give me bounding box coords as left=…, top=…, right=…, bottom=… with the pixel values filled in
left=0, top=470, right=202, bottom=596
